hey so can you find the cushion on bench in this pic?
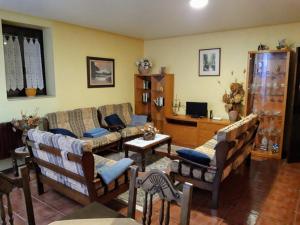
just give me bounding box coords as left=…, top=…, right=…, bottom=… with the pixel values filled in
left=81, top=132, right=121, bottom=149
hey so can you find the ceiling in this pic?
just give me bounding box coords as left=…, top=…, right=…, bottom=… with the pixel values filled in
left=0, top=0, right=300, bottom=39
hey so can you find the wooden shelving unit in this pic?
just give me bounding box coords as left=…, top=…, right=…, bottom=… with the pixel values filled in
left=134, top=74, right=174, bottom=132
left=245, top=50, right=291, bottom=159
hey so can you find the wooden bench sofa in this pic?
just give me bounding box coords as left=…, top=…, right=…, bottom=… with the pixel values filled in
left=27, top=129, right=130, bottom=205
left=169, top=113, right=259, bottom=208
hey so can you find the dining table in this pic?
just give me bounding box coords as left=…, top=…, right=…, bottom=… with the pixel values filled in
left=48, top=202, right=141, bottom=225
left=49, top=218, right=141, bottom=225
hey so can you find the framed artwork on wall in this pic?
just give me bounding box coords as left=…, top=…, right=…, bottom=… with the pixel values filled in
left=199, top=48, right=221, bottom=76
left=87, top=56, right=115, bottom=88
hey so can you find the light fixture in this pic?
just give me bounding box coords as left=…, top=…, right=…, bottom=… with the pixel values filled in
left=190, top=0, right=209, bottom=9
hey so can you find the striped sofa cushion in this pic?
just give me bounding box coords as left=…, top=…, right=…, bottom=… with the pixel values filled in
left=98, top=103, right=133, bottom=126
left=46, top=107, right=100, bottom=138
left=216, top=113, right=258, bottom=142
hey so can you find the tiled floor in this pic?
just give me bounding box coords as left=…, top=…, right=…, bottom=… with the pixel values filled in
left=2, top=158, right=300, bottom=225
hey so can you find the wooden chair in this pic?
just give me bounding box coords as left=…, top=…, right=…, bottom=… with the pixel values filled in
left=0, top=166, right=35, bottom=225
left=128, top=167, right=193, bottom=225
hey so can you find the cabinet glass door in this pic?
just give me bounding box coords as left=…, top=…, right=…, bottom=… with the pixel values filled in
left=247, top=52, right=288, bottom=157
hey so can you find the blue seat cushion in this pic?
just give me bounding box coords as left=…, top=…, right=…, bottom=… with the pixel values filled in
left=49, top=128, right=77, bottom=138
left=176, top=148, right=211, bottom=166
left=129, top=114, right=147, bottom=127
left=105, top=114, right=126, bottom=129
left=96, top=158, right=133, bottom=185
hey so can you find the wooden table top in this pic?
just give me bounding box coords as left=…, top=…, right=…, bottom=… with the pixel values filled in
left=49, top=218, right=141, bottom=225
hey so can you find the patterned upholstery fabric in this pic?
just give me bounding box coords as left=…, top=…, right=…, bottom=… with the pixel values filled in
left=47, top=107, right=100, bottom=138
left=28, top=129, right=128, bottom=197
left=170, top=113, right=258, bottom=183
left=81, top=132, right=121, bottom=149
left=46, top=107, right=121, bottom=149
left=98, top=103, right=133, bottom=126
left=120, top=125, right=144, bottom=138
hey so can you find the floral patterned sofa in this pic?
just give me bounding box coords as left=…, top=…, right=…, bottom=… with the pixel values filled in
left=45, top=107, right=121, bottom=152
left=98, top=103, right=149, bottom=141
left=169, top=113, right=259, bottom=208
left=27, top=129, right=130, bottom=205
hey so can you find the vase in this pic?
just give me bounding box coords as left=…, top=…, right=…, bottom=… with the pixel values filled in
left=138, top=66, right=150, bottom=75
left=228, top=110, right=239, bottom=122
left=25, top=88, right=37, bottom=97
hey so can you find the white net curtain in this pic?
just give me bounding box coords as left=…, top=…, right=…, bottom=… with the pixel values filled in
left=3, top=35, right=44, bottom=93
left=3, top=35, right=24, bottom=91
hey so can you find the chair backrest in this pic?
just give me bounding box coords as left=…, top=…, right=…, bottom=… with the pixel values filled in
left=98, top=103, right=133, bottom=127
left=0, top=166, right=35, bottom=225
left=46, top=107, right=100, bottom=138
left=128, top=167, right=193, bottom=225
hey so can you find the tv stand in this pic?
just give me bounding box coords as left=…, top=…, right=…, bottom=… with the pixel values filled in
left=164, top=114, right=230, bottom=148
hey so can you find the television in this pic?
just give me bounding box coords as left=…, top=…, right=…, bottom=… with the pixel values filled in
left=186, top=102, right=208, bottom=118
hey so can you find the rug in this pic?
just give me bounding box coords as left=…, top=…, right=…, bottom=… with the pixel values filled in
left=103, top=144, right=182, bottom=210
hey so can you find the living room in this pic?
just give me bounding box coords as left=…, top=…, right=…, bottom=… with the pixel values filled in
left=0, top=0, right=300, bottom=225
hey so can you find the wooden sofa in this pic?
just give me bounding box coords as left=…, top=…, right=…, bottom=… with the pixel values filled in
left=169, top=113, right=259, bottom=208
left=98, top=103, right=149, bottom=143
left=27, top=129, right=130, bottom=205
left=44, top=107, right=122, bottom=153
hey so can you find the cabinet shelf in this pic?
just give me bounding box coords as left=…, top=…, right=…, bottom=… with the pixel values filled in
left=134, top=73, right=174, bottom=131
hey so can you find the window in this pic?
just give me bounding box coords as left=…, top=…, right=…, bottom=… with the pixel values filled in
left=2, top=24, right=47, bottom=98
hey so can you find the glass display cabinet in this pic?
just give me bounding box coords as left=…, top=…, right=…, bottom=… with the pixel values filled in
left=245, top=50, right=291, bottom=159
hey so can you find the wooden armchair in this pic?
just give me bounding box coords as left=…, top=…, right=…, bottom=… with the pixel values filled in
left=0, top=166, right=35, bottom=225
left=128, top=167, right=193, bottom=225
left=27, top=129, right=130, bottom=205
left=169, top=114, right=259, bottom=208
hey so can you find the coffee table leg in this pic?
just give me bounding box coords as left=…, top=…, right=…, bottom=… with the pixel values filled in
left=125, top=146, right=129, bottom=158
left=167, top=139, right=171, bottom=155
left=141, top=153, right=145, bottom=172
left=12, top=155, right=19, bottom=177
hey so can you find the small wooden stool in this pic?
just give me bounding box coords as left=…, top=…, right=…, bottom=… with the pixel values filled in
left=11, top=146, right=30, bottom=176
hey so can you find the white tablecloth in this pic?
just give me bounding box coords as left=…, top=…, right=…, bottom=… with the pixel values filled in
left=125, top=134, right=170, bottom=148
left=49, top=218, right=141, bottom=225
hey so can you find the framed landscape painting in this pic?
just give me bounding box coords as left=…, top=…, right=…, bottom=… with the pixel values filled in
left=199, top=48, right=221, bottom=76
left=87, top=56, right=115, bottom=88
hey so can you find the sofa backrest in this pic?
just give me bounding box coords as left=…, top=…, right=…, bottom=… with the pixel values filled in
left=46, top=107, right=100, bottom=138
left=98, top=102, right=133, bottom=126
left=27, top=129, right=93, bottom=196
left=216, top=113, right=258, bottom=143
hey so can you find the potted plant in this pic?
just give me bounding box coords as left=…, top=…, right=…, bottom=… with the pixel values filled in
left=136, top=58, right=152, bottom=75
left=222, top=82, right=245, bottom=122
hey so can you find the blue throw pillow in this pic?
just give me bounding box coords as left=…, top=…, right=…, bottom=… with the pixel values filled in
left=130, top=114, right=147, bottom=126
left=176, top=148, right=211, bottom=166
left=105, top=114, right=126, bottom=129
left=83, top=128, right=109, bottom=138
left=49, top=128, right=77, bottom=138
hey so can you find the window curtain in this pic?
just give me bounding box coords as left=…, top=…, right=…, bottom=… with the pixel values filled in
left=3, top=35, right=24, bottom=91
left=23, top=37, right=44, bottom=89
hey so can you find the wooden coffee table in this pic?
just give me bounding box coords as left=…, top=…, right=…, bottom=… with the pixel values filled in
left=123, top=134, right=172, bottom=172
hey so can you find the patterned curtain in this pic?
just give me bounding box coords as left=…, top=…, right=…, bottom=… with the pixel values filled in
left=23, top=37, right=44, bottom=89
left=3, top=35, right=24, bottom=91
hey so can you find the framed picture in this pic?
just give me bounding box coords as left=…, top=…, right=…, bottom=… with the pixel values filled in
left=87, top=56, right=115, bottom=88
left=199, top=48, right=221, bottom=76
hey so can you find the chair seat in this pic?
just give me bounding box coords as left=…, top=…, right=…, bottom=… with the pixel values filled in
left=81, top=132, right=121, bottom=149
left=120, top=126, right=143, bottom=138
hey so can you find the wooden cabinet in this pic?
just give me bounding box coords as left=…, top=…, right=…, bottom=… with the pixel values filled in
left=245, top=50, right=291, bottom=159
left=134, top=74, right=174, bottom=131
left=164, top=115, right=230, bottom=148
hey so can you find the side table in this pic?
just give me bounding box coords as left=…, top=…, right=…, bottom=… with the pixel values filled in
left=11, top=146, right=31, bottom=177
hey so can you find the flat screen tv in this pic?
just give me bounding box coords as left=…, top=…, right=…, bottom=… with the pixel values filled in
left=186, top=102, right=208, bottom=118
